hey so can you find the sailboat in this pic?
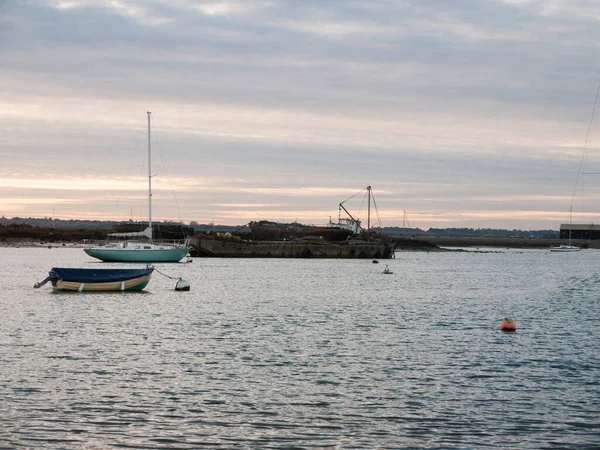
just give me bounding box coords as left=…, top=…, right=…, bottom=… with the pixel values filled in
left=550, top=206, right=580, bottom=252
left=550, top=84, right=600, bottom=252
left=84, top=112, right=191, bottom=263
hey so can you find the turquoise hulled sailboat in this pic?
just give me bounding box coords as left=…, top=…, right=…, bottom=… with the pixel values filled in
left=84, top=112, right=191, bottom=263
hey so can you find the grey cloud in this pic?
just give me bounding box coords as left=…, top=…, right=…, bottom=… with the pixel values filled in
left=5, top=0, right=599, bottom=117
left=2, top=0, right=599, bottom=227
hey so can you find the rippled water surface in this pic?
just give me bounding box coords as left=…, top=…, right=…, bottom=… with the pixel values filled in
left=1, top=247, right=599, bottom=448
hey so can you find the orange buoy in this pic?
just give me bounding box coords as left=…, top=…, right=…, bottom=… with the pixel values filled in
left=500, top=317, right=516, bottom=331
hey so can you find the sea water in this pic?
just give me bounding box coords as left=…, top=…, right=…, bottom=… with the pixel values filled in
left=0, top=246, right=598, bottom=448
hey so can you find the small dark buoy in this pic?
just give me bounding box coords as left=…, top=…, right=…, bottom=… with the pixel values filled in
left=500, top=317, right=516, bottom=332
left=372, top=259, right=379, bottom=264
left=175, top=278, right=190, bottom=291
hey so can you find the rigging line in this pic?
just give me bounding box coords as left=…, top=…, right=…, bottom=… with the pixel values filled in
left=149, top=114, right=186, bottom=231
left=118, top=132, right=144, bottom=213
left=339, top=187, right=370, bottom=226
left=340, top=187, right=367, bottom=205
left=370, top=189, right=383, bottom=228
left=117, top=133, right=146, bottom=234
left=356, top=190, right=368, bottom=222
left=88, top=132, right=144, bottom=240
left=151, top=115, right=171, bottom=177
left=570, top=82, right=600, bottom=208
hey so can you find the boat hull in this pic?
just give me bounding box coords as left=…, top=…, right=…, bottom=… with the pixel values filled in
left=190, top=236, right=395, bottom=258
left=48, top=267, right=154, bottom=292
left=249, top=221, right=352, bottom=242
left=84, top=247, right=190, bottom=263
left=53, top=274, right=152, bottom=291
left=550, top=245, right=581, bottom=252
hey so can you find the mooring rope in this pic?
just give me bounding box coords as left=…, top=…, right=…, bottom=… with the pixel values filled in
left=152, top=267, right=181, bottom=280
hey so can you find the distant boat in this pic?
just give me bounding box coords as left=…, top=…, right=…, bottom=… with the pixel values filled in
left=34, top=267, right=154, bottom=292
left=550, top=243, right=580, bottom=252
left=248, top=220, right=353, bottom=241
left=382, top=264, right=393, bottom=274
left=337, top=186, right=393, bottom=243
left=552, top=84, right=600, bottom=252
left=551, top=207, right=580, bottom=252
left=190, top=186, right=396, bottom=258
left=84, top=112, right=191, bottom=263
left=249, top=186, right=390, bottom=243
left=191, top=234, right=395, bottom=258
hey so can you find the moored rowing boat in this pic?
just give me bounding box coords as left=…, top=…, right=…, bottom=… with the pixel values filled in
left=34, top=267, right=154, bottom=292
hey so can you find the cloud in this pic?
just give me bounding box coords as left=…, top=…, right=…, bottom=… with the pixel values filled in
left=1, top=0, right=600, bottom=228
left=47, top=0, right=174, bottom=25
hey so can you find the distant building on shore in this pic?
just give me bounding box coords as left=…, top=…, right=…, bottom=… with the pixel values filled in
left=559, top=224, right=600, bottom=240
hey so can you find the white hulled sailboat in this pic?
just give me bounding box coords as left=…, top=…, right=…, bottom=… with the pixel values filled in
left=551, top=206, right=580, bottom=252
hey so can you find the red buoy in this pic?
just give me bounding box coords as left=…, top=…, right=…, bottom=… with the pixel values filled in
left=500, top=318, right=516, bottom=332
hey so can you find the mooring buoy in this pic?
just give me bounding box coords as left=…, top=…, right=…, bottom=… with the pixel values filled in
left=175, top=278, right=190, bottom=291
left=500, top=317, right=516, bottom=331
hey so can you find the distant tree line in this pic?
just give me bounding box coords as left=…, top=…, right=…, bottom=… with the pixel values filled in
left=0, top=216, right=192, bottom=230
left=374, top=226, right=559, bottom=238
left=1, top=216, right=116, bottom=229
left=0, top=217, right=558, bottom=238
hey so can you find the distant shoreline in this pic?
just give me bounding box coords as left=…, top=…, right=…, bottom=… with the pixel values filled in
left=394, top=235, right=595, bottom=249
left=1, top=235, right=592, bottom=250
left=0, top=239, right=98, bottom=249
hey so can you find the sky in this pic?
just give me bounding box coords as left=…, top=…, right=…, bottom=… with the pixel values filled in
left=2, top=0, right=600, bottom=230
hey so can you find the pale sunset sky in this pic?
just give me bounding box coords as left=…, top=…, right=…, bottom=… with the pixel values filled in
left=2, top=0, right=600, bottom=229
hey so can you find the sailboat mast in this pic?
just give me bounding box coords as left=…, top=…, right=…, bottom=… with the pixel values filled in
left=569, top=205, right=573, bottom=245
left=147, top=111, right=153, bottom=242
left=367, top=186, right=371, bottom=230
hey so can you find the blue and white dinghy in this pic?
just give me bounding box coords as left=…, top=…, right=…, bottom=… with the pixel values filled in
left=34, top=267, right=154, bottom=292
